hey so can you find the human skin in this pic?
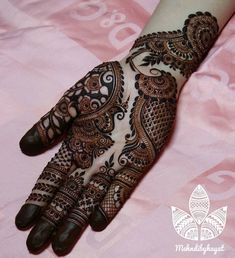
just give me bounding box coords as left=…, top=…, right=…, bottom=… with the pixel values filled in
left=15, top=0, right=235, bottom=256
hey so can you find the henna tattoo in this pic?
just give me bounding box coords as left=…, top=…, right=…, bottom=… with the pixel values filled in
left=67, top=154, right=117, bottom=227
left=64, top=62, right=127, bottom=170
left=25, top=142, right=72, bottom=206
left=127, top=12, right=219, bottom=78
left=101, top=79, right=177, bottom=221
left=37, top=62, right=126, bottom=146
left=42, top=170, right=85, bottom=226
left=25, top=62, right=127, bottom=211
left=26, top=163, right=68, bottom=206
left=66, top=101, right=127, bottom=169
left=99, top=34, right=187, bottom=222
left=119, top=71, right=177, bottom=170
left=98, top=12, right=219, bottom=223
left=99, top=167, right=142, bottom=220
left=135, top=69, right=177, bottom=100
left=20, top=12, right=220, bottom=237
left=37, top=153, right=116, bottom=227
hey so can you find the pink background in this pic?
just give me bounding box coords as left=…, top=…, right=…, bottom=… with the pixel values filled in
left=0, top=0, right=235, bottom=257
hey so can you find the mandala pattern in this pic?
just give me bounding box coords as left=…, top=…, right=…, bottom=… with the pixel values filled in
left=135, top=70, right=177, bottom=99
left=127, top=12, right=219, bottom=78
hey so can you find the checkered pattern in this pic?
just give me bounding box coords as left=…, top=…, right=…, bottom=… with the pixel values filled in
left=142, top=100, right=176, bottom=151
left=51, top=142, right=72, bottom=169
left=100, top=182, right=124, bottom=219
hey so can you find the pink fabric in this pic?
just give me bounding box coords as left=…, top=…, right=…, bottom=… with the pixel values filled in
left=0, top=1, right=235, bottom=257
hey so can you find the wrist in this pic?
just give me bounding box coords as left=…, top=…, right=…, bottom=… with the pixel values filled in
left=122, top=11, right=219, bottom=98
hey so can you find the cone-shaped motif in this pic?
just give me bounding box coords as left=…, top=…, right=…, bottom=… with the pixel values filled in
left=189, top=184, right=209, bottom=225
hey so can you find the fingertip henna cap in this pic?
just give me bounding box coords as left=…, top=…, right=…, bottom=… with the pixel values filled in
left=19, top=125, right=45, bottom=156
left=15, top=204, right=42, bottom=230
left=26, top=219, right=55, bottom=254
left=52, top=221, right=84, bottom=256
left=89, top=206, right=109, bottom=232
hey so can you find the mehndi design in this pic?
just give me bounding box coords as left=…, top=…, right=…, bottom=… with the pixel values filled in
left=90, top=11, right=219, bottom=229
left=98, top=72, right=177, bottom=223
left=127, top=12, right=218, bottom=77
left=19, top=61, right=127, bottom=228
left=37, top=62, right=126, bottom=146
left=15, top=12, right=219, bottom=256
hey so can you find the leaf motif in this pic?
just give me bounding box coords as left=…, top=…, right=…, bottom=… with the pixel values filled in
left=171, top=206, right=198, bottom=240
left=200, top=206, right=227, bottom=241
left=140, top=62, right=150, bottom=67
left=189, top=184, right=210, bottom=225
left=80, top=171, right=85, bottom=176
left=109, top=153, right=114, bottom=165
left=150, top=60, right=156, bottom=66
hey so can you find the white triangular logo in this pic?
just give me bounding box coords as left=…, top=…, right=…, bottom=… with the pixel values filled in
left=171, top=185, right=227, bottom=241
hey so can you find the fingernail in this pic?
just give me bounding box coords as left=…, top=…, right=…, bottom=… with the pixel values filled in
left=52, top=221, right=84, bottom=256
left=89, top=206, right=109, bottom=232
left=26, top=219, right=55, bottom=253
left=15, top=204, right=41, bottom=230
left=19, top=125, right=45, bottom=156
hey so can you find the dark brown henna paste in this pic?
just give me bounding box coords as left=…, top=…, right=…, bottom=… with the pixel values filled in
left=67, top=154, right=117, bottom=228
left=127, top=12, right=219, bottom=77
left=135, top=69, right=177, bottom=100
left=26, top=163, right=68, bottom=206
left=24, top=62, right=127, bottom=228
left=20, top=12, right=220, bottom=243
left=37, top=62, right=126, bottom=146
left=98, top=12, right=219, bottom=224
left=100, top=72, right=177, bottom=221
left=66, top=102, right=127, bottom=170
left=26, top=62, right=127, bottom=210
left=42, top=170, right=85, bottom=225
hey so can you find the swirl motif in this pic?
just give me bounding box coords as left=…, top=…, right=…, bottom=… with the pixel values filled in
left=37, top=62, right=124, bottom=145
left=135, top=70, right=177, bottom=99
left=128, top=12, right=219, bottom=78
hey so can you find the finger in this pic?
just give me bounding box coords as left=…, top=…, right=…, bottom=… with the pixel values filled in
left=15, top=142, right=72, bottom=230
left=19, top=61, right=123, bottom=156
left=90, top=168, right=143, bottom=231
left=52, top=156, right=116, bottom=256
left=20, top=90, right=78, bottom=156
left=26, top=169, right=85, bottom=253
left=26, top=218, right=54, bottom=254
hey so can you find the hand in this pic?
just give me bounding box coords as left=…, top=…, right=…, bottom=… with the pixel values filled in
left=15, top=59, right=176, bottom=255
left=15, top=11, right=217, bottom=256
